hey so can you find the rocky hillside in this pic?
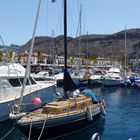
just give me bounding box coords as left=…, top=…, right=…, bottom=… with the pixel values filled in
left=19, top=28, right=140, bottom=61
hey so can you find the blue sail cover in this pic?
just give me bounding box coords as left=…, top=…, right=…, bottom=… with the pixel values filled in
left=81, top=89, right=98, bottom=102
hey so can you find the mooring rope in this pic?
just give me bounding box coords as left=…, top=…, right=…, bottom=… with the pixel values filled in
left=28, top=120, right=33, bottom=140
left=0, top=126, right=15, bottom=140
left=37, top=118, right=47, bottom=140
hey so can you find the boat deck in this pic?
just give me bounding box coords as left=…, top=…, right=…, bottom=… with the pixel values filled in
left=18, top=94, right=99, bottom=124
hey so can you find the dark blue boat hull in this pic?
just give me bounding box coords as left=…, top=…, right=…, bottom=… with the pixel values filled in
left=19, top=113, right=101, bottom=140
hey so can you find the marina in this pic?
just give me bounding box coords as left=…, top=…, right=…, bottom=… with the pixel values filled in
left=0, top=0, right=140, bottom=140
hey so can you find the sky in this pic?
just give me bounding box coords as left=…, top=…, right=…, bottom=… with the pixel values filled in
left=0, top=0, right=140, bottom=46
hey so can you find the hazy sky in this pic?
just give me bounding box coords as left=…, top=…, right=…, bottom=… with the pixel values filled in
left=0, top=0, right=140, bottom=46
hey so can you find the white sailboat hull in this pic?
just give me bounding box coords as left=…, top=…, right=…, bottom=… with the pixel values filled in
left=90, top=79, right=103, bottom=84
left=103, top=79, right=121, bottom=86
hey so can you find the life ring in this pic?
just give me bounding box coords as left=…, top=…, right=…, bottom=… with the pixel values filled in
left=102, top=99, right=106, bottom=108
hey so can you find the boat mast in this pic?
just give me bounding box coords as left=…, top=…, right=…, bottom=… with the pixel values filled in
left=78, top=4, right=82, bottom=72
left=124, top=26, right=127, bottom=77
left=52, top=30, right=55, bottom=68
left=19, top=0, right=42, bottom=110
left=64, top=0, right=68, bottom=94
left=63, top=0, right=78, bottom=95
left=86, top=31, right=88, bottom=67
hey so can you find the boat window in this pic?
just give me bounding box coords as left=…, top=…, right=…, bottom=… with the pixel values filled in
left=95, top=71, right=102, bottom=75
left=29, top=77, right=36, bottom=85
left=9, top=77, right=36, bottom=87
left=114, top=72, right=119, bottom=74
left=8, top=79, right=18, bottom=87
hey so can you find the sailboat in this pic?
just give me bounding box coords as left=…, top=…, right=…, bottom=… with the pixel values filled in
left=102, top=29, right=123, bottom=87
left=16, top=0, right=106, bottom=139
left=120, top=27, right=132, bottom=87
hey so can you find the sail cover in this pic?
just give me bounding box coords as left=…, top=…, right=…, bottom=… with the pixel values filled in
left=63, top=70, right=78, bottom=92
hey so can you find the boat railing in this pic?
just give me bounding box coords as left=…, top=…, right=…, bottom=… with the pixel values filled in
left=24, top=83, right=52, bottom=93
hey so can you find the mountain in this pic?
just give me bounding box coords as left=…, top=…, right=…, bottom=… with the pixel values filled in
left=0, top=44, right=21, bottom=52
left=19, top=28, right=140, bottom=61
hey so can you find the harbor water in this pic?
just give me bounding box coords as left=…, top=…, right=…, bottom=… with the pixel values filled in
left=0, top=87, right=140, bottom=140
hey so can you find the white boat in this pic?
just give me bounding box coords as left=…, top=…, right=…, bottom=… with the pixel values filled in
left=31, top=70, right=56, bottom=82
left=90, top=70, right=106, bottom=85
left=102, top=67, right=122, bottom=86
left=0, top=62, right=56, bottom=122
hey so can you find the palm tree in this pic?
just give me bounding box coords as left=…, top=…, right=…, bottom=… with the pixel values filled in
left=37, top=51, right=42, bottom=63
left=7, top=51, right=14, bottom=61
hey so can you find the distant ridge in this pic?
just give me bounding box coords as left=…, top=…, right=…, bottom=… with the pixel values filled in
left=0, top=44, right=21, bottom=52
left=16, top=28, right=140, bottom=60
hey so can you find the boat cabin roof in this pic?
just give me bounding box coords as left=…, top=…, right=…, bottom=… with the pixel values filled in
left=0, top=63, right=26, bottom=77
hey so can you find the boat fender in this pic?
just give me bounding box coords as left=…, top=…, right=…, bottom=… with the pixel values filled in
left=9, top=112, right=26, bottom=120
left=86, top=107, right=93, bottom=121
left=91, top=133, right=100, bottom=140
left=100, top=103, right=106, bottom=116
left=102, top=99, right=106, bottom=108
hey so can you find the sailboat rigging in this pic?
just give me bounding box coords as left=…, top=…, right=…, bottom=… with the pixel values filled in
left=15, top=0, right=106, bottom=139
left=19, top=0, right=42, bottom=112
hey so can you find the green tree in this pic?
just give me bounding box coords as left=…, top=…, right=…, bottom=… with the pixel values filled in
left=17, top=55, right=21, bottom=63
left=37, top=51, right=42, bottom=63
left=0, top=52, right=3, bottom=61
left=92, top=55, right=97, bottom=63
left=7, top=51, right=14, bottom=61
left=47, top=56, right=54, bottom=64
